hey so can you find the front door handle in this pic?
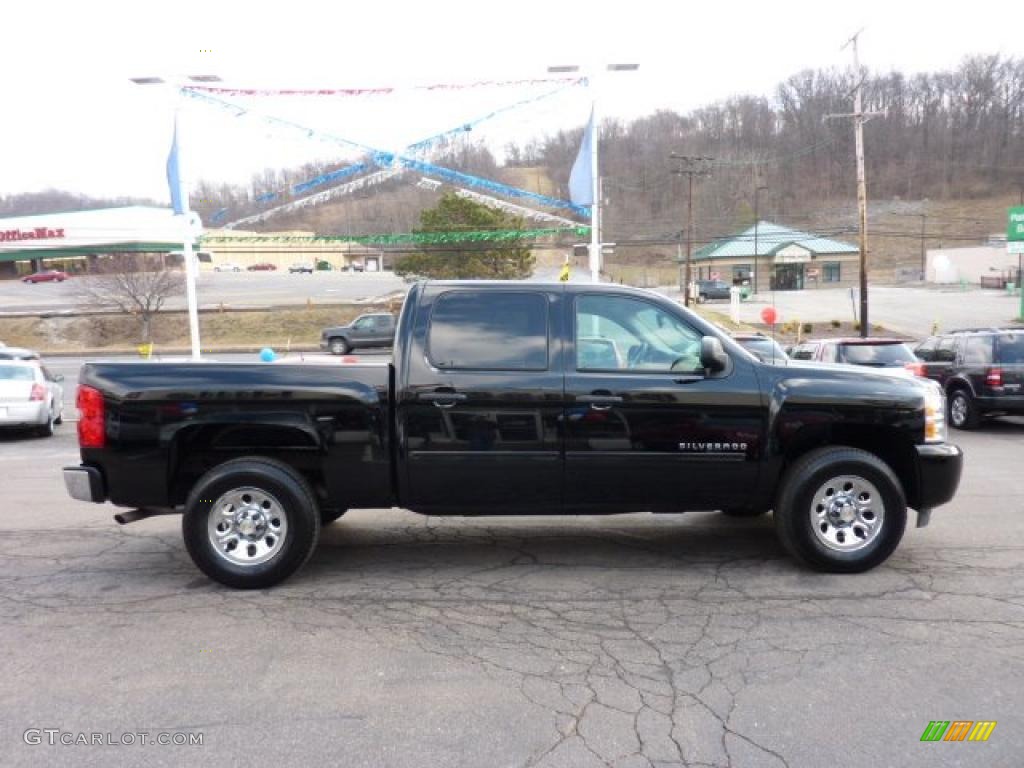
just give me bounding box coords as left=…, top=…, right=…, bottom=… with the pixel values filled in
left=417, top=391, right=468, bottom=408
left=577, top=393, right=623, bottom=410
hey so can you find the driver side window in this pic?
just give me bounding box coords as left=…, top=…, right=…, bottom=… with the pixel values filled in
left=576, top=294, right=703, bottom=374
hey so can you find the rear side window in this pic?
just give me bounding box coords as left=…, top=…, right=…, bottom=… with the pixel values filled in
left=839, top=343, right=915, bottom=365
left=963, top=336, right=994, bottom=365
left=915, top=338, right=937, bottom=361
left=997, top=333, right=1024, bottom=364
left=428, top=291, right=548, bottom=371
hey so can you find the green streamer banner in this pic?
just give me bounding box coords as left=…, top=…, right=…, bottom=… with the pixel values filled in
left=201, top=226, right=589, bottom=247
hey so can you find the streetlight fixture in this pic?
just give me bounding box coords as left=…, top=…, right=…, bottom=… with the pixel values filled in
left=130, top=74, right=221, bottom=361
left=548, top=63, right=639, bottom=283
left=753, top=185, right=768, bottom=295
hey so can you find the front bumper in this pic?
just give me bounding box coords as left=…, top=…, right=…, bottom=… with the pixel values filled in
left=915, top=443, right=963, bottom=511
left=63, top=465, right=106, bottom=503
left=319, top=338, right=329, bottom=350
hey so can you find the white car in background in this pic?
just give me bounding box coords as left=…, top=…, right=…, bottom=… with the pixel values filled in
left=0, top=360, right=64, bottom=437
left=213, top=263, right=243, bottom=272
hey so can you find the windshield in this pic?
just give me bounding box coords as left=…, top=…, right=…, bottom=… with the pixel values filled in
left=0, top=365, right=35, bottom=381
left=839, top=343, right=915, bottom=366
left=998, top=333, right=1024, bottom=363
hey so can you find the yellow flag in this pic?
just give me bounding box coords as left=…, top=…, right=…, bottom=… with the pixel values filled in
left=137, top=342, right=153, bottom=359
left=559, top=263, right=571, bottom=282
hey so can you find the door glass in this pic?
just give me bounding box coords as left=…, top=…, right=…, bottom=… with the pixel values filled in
left=576, top=295, right=703, bottom=373
left=962, top=336, right=994, bottom=365
left=935, top=338, right=956, bottom=362
left=428, top=291, right=548, bottom=371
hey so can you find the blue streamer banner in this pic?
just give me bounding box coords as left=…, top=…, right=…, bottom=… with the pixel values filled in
left=184, top=84, right=589, bottom=221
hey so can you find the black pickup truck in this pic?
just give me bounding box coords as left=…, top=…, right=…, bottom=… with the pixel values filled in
left=64, top=281, right=963, bottom=588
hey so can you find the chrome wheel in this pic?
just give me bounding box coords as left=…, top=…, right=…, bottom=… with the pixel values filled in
left=950, top=394, right=967, bottom=427
left=207, top=487, right=288, bottom=567
left=810, top=474, right=884, bottom=552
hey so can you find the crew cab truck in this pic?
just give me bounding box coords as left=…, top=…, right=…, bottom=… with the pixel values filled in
left=64, top=281, right=963, bottom=589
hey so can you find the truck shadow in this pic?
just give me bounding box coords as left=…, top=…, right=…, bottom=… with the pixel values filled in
left=305, top=512, right=788, bottom=582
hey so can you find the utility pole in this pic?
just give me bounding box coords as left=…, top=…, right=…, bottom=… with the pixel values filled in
left=670, top=154, right=713, bottom=306
left=753, top=184, right=768, bottom=294
left=826, top=30, right=883, bottom=337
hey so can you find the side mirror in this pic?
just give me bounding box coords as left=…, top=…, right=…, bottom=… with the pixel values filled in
left=700, top=336, right=729, bottom=374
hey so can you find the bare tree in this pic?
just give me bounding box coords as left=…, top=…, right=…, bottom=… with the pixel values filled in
left=75, top=255, right=184, bottom=343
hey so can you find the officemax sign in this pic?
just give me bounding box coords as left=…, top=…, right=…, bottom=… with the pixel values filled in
left=0, top=227, right=66, bottom=243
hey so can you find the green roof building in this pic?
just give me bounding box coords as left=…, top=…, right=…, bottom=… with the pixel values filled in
left=684, top=221, right=859, bottom=291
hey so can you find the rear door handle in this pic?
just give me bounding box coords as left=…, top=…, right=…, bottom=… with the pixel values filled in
left=417, top=391, right=467, bottom=407
left=577, top=394, right=623, bottom=410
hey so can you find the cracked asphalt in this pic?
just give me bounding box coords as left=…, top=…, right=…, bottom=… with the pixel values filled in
left=1, top=421, right=1022, bottom=767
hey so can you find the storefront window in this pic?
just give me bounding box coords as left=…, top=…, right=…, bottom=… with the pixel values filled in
left=732, top=264, right=752, bottom=285
left=823, top=262, right=841, bottom=282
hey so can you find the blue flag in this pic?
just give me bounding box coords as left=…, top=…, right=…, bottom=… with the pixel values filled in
left=166, top=114, right=186, bottom=215
left=569, top=108, right=594, bottom=207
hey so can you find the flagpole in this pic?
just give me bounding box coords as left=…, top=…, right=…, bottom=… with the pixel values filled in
left=588, top=80, right=600, bottom=284
left=172, top=106, right=202, bottom=361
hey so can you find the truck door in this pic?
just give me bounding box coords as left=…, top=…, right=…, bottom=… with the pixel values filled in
left=563, top=292, right=763, bottom=512
left=397, top=287, right=564, bottom=512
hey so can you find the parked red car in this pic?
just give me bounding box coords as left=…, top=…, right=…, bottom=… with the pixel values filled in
left=246, top=263, right=278, bottom=271
left=22, top=270, right=68, bottom=283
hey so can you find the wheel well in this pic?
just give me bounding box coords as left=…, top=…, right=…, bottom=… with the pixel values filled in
left=780, top=424, right=920, bottom=509
left=167, top=425, right=327, bottom=507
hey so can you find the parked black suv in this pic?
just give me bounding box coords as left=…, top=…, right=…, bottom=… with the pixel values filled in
left=914, top=328, right=1024, bottom=429
left=695, top=280, right=732, bottom=302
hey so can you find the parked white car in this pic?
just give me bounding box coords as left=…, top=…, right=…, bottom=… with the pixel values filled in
left=0, top=360, right=64, bottom=437
left=213, top=263, right=243, bottom=272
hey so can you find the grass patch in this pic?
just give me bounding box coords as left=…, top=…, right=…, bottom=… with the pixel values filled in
left=0, top=304, right=394, bottom=353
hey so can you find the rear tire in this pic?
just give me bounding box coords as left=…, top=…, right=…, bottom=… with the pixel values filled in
left=774, top=446, right=906, bottom=573
left=183, top=457, right=320, bottom=589
left=948, top=389, right=979, bottom=430
left=36, top=409, right=55, bottom=437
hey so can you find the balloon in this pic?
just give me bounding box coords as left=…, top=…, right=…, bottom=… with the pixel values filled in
left=760, top=306, right=778, bottom=325
left=259, top=347, right=276, bottom=362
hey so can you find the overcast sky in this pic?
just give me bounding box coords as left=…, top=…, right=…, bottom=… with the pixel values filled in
left=1, top=0, right=1019, bottom=203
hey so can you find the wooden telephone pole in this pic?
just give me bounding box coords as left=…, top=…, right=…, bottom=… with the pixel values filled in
left=670, top=154, right=713, bottom=307
left=826, top=30, right=883, bottom=336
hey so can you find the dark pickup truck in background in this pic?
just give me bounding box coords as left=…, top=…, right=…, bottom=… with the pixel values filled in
left=320, top=312, right=396, bottom=355
left=65, top=281, right=963, bottom=588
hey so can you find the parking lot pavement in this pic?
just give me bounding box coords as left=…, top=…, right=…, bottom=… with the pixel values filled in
left=1, top=423, right=1022, bottom=767
left=732, top=285, right=1022, bottom=338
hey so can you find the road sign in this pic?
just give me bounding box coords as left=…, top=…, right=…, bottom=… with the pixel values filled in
left=710, top=271, right=720, bottom=280
left=1009, top=206, right=1024, bottom=242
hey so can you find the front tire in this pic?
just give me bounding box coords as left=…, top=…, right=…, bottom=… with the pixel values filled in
left=328, top=338, right=350, bottom=355
left=948, top=389, right=979, bottom=430
left=774, top=446, right=906, bottom=573
left=183, top=457, right=320, bottom=589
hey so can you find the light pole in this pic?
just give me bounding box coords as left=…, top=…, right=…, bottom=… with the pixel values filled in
left=550, top=63, right=638, bottom=283
left=130, top=74, right=220, bottom=360
left=753, top=185, right=767, bottom=295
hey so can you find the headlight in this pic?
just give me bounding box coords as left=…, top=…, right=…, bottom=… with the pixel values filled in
left=923, top=381, right=946, bottom=444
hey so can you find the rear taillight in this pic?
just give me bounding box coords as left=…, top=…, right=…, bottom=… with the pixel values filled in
left=904, top=362, right=926, bottom=377
left=986, top=367, right=1003, bottom=387
left=77, top=385, right=106, bottom=448
left=29, top=383, right=46, bottom=401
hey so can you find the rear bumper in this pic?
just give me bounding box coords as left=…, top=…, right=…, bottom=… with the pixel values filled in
left=63, top=465, right=106, bottom=503
left=0, top=401, right=48, bottom=427
left=915, top=443, right=963, bottom=510
left=975, top=394, right=1024, bottom=414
